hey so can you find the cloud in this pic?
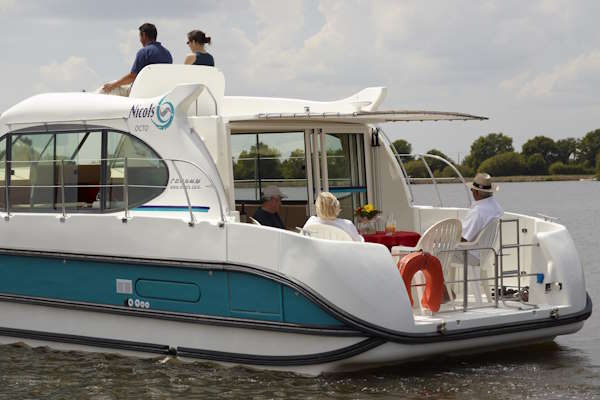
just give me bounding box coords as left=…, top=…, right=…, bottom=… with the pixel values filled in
left=2, top=0, right=600, bottom=157
left=501, top=50, right=600, bottom=99
left=0, top=0, right=220, bottom=20
left=0, top=0, right=16, bottom=13
left=36, top=56, right=101, bottom=93
left=118, top=29, right=140, bottom=66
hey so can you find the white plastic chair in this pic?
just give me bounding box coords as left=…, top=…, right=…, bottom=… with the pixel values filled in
left=391, top=218, right=462, bottom=312
left=450, top=218, right=500, bottom=303
left=303, top=224, right=353, bottom=241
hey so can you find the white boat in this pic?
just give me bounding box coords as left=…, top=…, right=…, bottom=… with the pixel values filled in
left=0, top=65, right=591, bottom=375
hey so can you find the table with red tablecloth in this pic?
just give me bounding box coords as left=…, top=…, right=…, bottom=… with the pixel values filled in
left=362, top=231, right=421, bottom=251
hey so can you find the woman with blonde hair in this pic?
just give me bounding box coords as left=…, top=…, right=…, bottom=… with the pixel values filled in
left=303, top=192, right=364, bottom=241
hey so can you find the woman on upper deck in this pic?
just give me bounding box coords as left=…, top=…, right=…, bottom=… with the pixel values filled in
left=303, top=192, right=364, bottom=242
left=184, top=30, right=215, bottom=67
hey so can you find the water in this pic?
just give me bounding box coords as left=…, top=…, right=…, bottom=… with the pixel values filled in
left=1, top=181, right=599, bottom=399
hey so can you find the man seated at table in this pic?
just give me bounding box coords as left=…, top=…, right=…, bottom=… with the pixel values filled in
left=252, top=186, right=286, bottom=229
left=303, top=192, right=364, bottom=242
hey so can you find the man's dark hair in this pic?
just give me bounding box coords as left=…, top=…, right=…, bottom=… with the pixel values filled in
left=139, top=23, right=157, bottom=41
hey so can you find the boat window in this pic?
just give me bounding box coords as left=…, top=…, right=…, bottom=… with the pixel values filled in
left=105, top=131, right=168, bottom=210
left=0, top=136, right=5, bottom=210
left=9, top=133, right=60, bottom=211
left=323, top=133, right=367, bottom=220
left=8, top=131, right=103, bottom=211
left=231, top=131, right=308, bottom=228
left=57, top=131, right=103, bottom=210
left=4, top=130, right=167, bottom=213
left=232, top=132, right=308, bottom=201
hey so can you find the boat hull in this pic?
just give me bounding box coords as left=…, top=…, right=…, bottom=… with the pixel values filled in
left=0, top=295, right=589, bottom=375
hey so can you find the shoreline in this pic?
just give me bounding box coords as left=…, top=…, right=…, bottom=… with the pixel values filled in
left=409, top=174, right=597, bottom=184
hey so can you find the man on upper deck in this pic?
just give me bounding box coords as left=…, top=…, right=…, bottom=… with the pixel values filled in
left=102, top=23, right=172, bottom=93
left=462, top=173, right=504, bottom=241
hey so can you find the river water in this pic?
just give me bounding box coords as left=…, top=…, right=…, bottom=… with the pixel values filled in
left=0, top=181, right=598, bottom=399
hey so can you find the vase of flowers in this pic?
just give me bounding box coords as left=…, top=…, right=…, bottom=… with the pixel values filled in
left=355, top=203, right=381, bottom=235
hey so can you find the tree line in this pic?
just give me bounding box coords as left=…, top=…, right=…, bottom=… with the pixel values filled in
left=392, top=128, right=600, bottom=179
left=233, top=143, right=349, bottom=181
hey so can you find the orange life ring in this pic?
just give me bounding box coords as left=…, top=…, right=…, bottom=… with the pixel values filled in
left=397, top=252, right=444, bottom=312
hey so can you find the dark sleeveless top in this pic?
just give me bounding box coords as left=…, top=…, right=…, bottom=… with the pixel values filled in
left=194, top=52, right=215, bottom=66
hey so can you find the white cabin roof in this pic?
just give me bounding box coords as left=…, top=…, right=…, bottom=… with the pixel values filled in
left=0, top=65, right=488, bottom=127
left=228, top=110, right=488, bottom=123
left=0, top=92, right=132, bottom=126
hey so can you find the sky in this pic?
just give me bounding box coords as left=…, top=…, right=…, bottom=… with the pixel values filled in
left=1, top=0, right=599, bottom=162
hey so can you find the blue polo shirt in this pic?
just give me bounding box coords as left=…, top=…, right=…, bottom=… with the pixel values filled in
left=130, top=41, right=173, bottom=74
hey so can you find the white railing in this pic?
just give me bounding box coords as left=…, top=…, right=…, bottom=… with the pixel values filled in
left=0, top=157, right=225, bottom=227
left=377, top=128, right=472, bottom=208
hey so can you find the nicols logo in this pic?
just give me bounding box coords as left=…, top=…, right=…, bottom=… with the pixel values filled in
left=129, top=96, right=174, bottom=131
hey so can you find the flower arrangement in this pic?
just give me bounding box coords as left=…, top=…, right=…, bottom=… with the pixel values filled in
left=355, top=203, right=381, bottom=220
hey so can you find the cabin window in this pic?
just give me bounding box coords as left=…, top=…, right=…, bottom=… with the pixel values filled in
left=231, top=130, right=368, bottom=227
left=231, top=131, right=309, bottom=228
left=105, top=131, right=168, bottom=210
left=3, top=129, right=167, bottom=213
left=0, top=137, right=5, bottom=210
left=324, top=133, right=367, bottom=220
left=231, top=131, right=308, bottom=201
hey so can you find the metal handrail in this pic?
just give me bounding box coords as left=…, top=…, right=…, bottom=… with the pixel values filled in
left=377, top=128, right=472, bottom=208
left=122, top=157, right=129, bottom=222
left=427, top=240, right=540, bottom=312
left=436, top=246, right=499, bottom=311
left=399, top=153, right=472, bottom=208
left=171, top=160, right=195, bottom=226
left=419, top=155, right=442, bottom=207
left=377, top=128, right=415, bottom=204
left=0, top=157, right=225, bottom=226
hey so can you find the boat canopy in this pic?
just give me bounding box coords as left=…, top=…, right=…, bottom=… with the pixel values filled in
left=228, top=110, right=488, bottom=124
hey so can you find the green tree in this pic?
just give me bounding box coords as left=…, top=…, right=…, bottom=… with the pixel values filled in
left=391, top=139, right=412, bottom=156
left=423, top=149, right=454, bottom=174
left=526, top=153, right=548, bottom=175
left=548, top=161, right=589, bottom=175
left=467, top=133, right=514, bottom=170
left=555, top=138, right=578, bottom=164
left=522, top=136, right=558, bottom=165
left=281, top=148, right=305, bottom=179
left=404, top=159, right=428, bottom=178
left=576, top=129, right=600, bottom=167
left=233, top=142, right=282, bottom=180
left=461, top=154, right=474, bottom=169
left=596, top=152, right=600, bottom=180
left=327, top=148, right=349, bottom=182
left=478, top=152, right=526, bottom=176
left=439, top=164, right=474, bottom=178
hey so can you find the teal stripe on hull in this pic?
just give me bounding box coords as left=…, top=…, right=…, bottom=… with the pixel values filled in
left=0, top=254, right=342, bottom=327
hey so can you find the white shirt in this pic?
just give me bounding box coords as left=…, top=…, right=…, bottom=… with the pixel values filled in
left=462, top=196, right=504, bottom=241
left=303, top=216, right=364, bottom=242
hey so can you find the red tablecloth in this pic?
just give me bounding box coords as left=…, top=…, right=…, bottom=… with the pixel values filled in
left=362, top=231, right=421, bottom=250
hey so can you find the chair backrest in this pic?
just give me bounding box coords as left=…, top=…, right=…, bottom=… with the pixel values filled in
left=303, top=224, right=353, bottom=241
left=417, top=218, right=462, bottom=269
left=471, top=217, right=500, bottom=264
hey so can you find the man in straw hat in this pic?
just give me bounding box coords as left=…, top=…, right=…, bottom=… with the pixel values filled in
left=462, top=173, right=504, bottom=242
left=252, top=185, right=287, bottom=229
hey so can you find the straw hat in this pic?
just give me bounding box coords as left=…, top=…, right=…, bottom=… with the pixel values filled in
left=467, top=173, right=499, bottom=193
